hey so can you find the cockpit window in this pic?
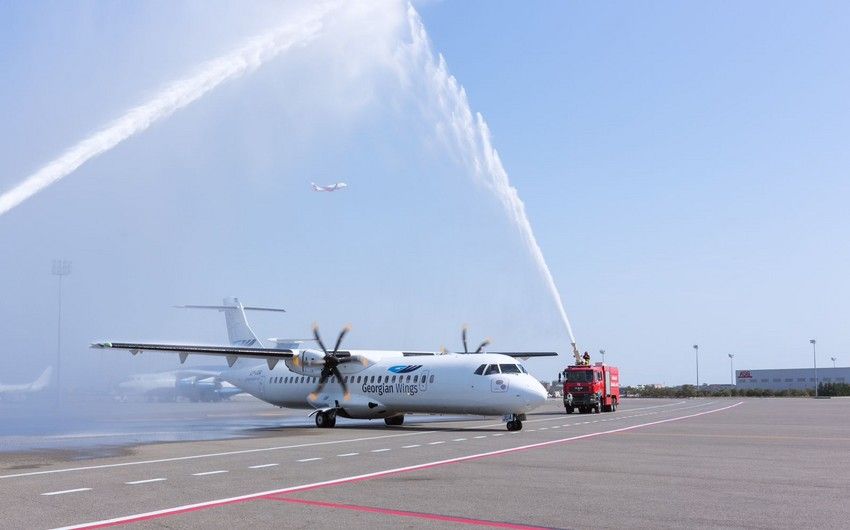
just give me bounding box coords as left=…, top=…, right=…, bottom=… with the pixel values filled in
left=474, top=364, right=486, bottom=375
left=499, top=364, right=521, bottom=374
left=566, top=370, right=593, bottom=382
left=484, top=364, right=501, bottom=375
left=519, top=365, right=528, bottom=374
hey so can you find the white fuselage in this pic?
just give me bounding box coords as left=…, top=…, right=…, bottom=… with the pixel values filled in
left=224, top=351, right=547, bottom=419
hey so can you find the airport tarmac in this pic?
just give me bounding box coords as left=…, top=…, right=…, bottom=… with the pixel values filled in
left=1, top=398, right=848, bottom=529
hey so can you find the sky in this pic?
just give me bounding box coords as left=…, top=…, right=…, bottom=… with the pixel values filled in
left=0, top=1, right=848, bottom=390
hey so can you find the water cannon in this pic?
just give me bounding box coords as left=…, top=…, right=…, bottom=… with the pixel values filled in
left=570, top=342, right=581, bottom=365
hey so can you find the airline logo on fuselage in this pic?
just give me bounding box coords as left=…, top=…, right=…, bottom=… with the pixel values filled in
left=388, top=365, right=422, bottom=373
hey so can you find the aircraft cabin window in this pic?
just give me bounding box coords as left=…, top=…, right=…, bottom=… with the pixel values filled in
left=474, top=364, right=486, bottom=375
left=406, top=375, right=411, bottom=382
left=484, top=364, right=501, bottom=375
left=269, top=377, right=273, bottom=384
left=429, top=374, right=435, bottom=383
left=391, top=375, right=397, bottom=383
left=500, top=364, right=521, bottom=374
left=413, top=375, right=419, bottom=382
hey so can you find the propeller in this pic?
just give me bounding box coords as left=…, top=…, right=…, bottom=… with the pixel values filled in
left=301, top=323, right=367, bottom=402
left=460, top=325, right=490, bottom=354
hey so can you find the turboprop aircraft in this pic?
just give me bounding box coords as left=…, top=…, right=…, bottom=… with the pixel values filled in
left=92, top=299, right=554, bottom=431
left=0, top=366, right=52, bottom=400
left=311, top=181, right=348, bottom=192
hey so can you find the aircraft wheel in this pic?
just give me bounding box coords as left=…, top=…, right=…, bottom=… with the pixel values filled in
left=384, top=415, right=404, bottom=426
left=315, top=411, right=330, bottom=428
left=327, top=414, right=337, bottom=428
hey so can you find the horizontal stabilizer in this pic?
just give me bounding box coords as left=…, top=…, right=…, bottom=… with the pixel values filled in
left=175, top=305, right=286, bottom=313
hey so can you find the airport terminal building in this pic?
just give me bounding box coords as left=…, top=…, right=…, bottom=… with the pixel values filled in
left=736, top=367, right=849, bottom=391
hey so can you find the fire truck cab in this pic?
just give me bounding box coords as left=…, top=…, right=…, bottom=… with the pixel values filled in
left=562, top=362, right=620, bottom=414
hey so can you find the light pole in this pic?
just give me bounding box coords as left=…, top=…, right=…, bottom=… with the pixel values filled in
left=599, top=349, right=606, bottom=364
left=693, top=345, right=699, bottom=387
left=810, top=339, right=817, bottom=397
left=831, top=356, right=837, bottom=368
left=728, top=354, right=735, bottom=385
left=52, top=260, right=71, bottom=404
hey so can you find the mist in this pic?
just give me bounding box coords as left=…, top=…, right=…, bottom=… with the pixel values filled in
left=0, top=1, right=575, bottom=444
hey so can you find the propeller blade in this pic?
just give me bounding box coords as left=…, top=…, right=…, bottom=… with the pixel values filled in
left=462, top=325, right=469, bottom=354
left=331, top=365, right=350, bottom=401
left=332, top=325, right=351, bottom=354
left=309, top=367, right=332, bottom=400
left=312, top=322, right=328, bottom=355
left=475, top=338, right=491, bottom=354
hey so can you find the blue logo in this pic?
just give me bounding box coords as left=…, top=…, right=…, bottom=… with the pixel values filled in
left=388, top=365, right=423, bottom=374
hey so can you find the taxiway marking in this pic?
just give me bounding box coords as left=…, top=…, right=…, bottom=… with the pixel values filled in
left=337, top=453, right=359, bottom=457
left=125, top=478, right=166, bottom=485
left=297, top=458, right=322, bottom=462
left=248, top=464, right=278, bottom=469
left=265, top=497, right=553, bottom=529
left=370, top=449, right=391, bottom=453
left=55, top=402, right=743, bottom=530
left=401, top=444, right=420, bottom=449
left=42, top=488, right=91, bottom=496
left=192, top=470, right=228, bottom=476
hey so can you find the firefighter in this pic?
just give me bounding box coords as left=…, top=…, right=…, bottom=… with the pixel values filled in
left=582, top=351, right=591, bottom=365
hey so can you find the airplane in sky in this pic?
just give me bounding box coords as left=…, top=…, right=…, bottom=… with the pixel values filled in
left=0, top=366, right=52, bottom=400
left=311, top=181, right=348, bottom=192
left=93, top=299, right=554, bottom=430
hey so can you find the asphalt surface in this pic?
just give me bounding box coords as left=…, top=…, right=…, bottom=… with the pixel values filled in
left=1, top=398, right=848, bottom=529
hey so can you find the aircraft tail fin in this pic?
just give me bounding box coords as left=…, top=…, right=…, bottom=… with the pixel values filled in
left=176, top=298, right=286, bottom=347
left=311, top=182, right=320, bottom=191
left=30, top=366, right=53, bottom=391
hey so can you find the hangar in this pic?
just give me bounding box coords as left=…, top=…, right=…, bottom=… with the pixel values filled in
left=736, top=367, right=849, bottom=391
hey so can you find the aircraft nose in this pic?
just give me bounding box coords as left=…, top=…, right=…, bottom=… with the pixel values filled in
left=521, top=379, right=548, bottom=408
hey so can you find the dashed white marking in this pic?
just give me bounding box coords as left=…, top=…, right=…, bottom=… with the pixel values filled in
left=371, top=448, right=391, bottom=453
left=297, top=458, right=322, bottom=462
left=527, top=429, right=536, bottom=432
left=42, top=488, right=91, bottom=496
left=249, top=464, right=279, bottom=469
left=452, top=438, right=467, bottom=442
left=473, top=436, right=486, bottom=439
left=427, top=441, right=445, bottom=445
left=402, top=445, right=420, bottom=449
left=550, top=426, right=560, bottom=429
left=125, top=478, right=166, bottom=485
left=492, top=433, right=505, bottom=437
left=539, top=427, right=548, bottom=430
left=192, top=470, right=228, bottom=476
left=337, top=453, right=359, bottom=457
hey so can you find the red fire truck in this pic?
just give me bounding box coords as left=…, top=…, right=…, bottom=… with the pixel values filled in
left=562, top=362, right=620, bottom=414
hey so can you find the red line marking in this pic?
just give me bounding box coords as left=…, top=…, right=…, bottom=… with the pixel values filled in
left=58, top=402, right=742, bottom=529
left=264, top=497, right=560, bottom=529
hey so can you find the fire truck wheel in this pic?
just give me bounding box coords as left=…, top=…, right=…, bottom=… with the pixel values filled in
left=610, top=400, right=617, bottom=412
left=565, top=406, right=574, bottom=414
left=594, top=404, right=601, bottom=413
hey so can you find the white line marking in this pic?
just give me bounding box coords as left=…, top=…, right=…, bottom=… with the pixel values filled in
left=56, top=402, right=743, bottom=530
left=337, top=453, right=359, bottom=457
left=0, top=430, right=435, bottom=480
left=492, top=433, right=505, bottom=436
left=526, top=429, right=536, bottom=432
left=192, top=470, right=228, bottom=476
left=41, top=488, right=91, bottom=496
left=452, top=438, right=467, bottom=442
left=473, top=435, right=486, bottom=439
left=370, top=449, right=391, bottom=453
left=125, top=478, right=166, bottom=485
left=427, top=441, right=445, bottom=445
left=248, top=464, right=279, bottom=469
left=297, top=458, right=322, bottom=462
left=402, top=445, right=420, bottom=449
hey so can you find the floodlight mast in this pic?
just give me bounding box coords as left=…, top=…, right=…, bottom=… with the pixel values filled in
left=52, top=260, right=71, bottom=406
left=728, top=354, right=735, bottom=385
left=810, top=339, right=817, bottom=397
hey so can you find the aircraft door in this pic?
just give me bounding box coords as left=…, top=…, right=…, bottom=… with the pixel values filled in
left=419, top=370, right=430, bottom=392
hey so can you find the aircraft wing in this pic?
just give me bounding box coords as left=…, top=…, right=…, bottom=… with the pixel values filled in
left=490, top=352, right=559, bottom=358
left=92, top=341, right=294, bottom=370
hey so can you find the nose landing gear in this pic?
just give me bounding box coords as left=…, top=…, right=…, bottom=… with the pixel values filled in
left=505, top=413, right=525, bottom=431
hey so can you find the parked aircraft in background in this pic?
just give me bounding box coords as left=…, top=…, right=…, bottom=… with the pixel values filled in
left=311, top=181, right=348, bottom=192
left=0, top=366, right=52, bottom=400
left=116, top=369, right=242, bottom=402
left=94, top=299, right=554, bottom=430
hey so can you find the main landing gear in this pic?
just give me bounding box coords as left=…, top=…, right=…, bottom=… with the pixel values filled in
left=384, top=415, right=404, bottom=426
left=315, top=410, right=337, bottom=428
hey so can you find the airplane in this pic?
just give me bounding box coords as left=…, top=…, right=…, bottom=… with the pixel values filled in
left=0, top=366, right=52, bottom=400
left=92, top=299, right=555, bottom=431
left=311, top=181, right=348, bottom=192
left=117, top=369, right=243, bottom=402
